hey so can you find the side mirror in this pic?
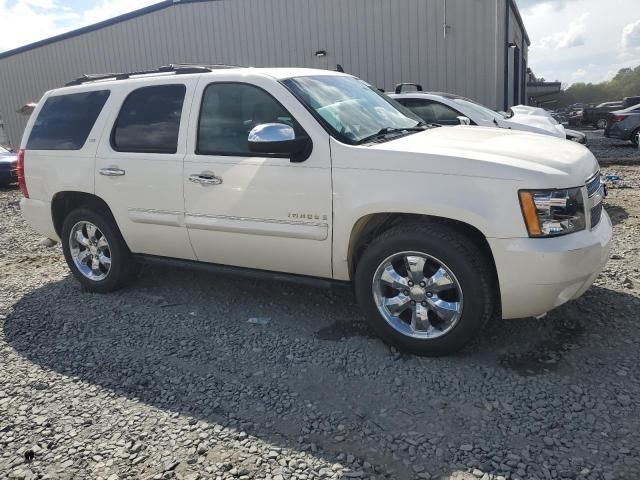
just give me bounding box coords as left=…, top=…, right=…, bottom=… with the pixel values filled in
left=457, top=116, right=471, bottom=126
left=248, top=123, right=312, bottom=162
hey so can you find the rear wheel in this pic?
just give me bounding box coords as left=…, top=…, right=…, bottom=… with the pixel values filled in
left=355, top=223, right=495, bottom=356
left=596, top=119, right=607, bottom=130
left=61, top=208, right=137, bottom=292
left=632, top=129, right=640, bottom=148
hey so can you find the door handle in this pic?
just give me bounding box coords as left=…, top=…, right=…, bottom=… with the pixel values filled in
left=189, top=173, right=223, bottom=185
left=99, top=167, right=126, bottom=177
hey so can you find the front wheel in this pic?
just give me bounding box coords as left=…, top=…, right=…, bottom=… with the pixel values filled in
left=61, top=208, right=137, bottom=293
left=355, top=223, right=495, bottom=356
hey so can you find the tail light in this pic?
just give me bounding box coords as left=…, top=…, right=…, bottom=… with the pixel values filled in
left=17, top=149, right=29, bottom=198
left=609, top=115, right=625, bottom=124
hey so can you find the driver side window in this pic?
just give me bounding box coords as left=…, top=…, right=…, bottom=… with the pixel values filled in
left=197, top=83, right=299, bottom=156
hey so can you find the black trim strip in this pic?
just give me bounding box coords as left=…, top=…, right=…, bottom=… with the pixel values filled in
left=133, top=254, right=351, bottom=289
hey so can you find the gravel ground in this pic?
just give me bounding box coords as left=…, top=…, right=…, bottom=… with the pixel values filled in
left=1, top=132, right=639, bottom=480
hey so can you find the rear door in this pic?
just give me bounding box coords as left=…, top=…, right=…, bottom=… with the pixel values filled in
left=95, top=78, right=198, bottom=260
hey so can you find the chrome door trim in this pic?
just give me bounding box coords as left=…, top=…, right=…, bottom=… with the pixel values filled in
left=185, top=213, right=328, bottom=241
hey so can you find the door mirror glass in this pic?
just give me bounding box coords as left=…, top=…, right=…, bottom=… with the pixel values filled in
left=248, top=123, right=312, bottom=162
left=457, top=116, right=471, bottom=126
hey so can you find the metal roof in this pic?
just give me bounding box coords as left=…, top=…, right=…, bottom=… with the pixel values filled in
left=0, top=0, right=531, bottom=60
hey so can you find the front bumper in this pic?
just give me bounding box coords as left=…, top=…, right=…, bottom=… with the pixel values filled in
left=489, top=210, right=612, bottom=319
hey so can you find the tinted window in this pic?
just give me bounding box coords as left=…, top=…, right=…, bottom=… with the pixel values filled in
left=112, top=85, right=186, bottom=153
left=198, top=83, right=299, bottom=155
left=27, top=90, right=110, bottom=150
left=397, top=98, right=461, bottom=125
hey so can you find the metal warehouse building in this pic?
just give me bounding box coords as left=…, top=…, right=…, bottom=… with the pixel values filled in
left=0, top=0, right=529, bottom=148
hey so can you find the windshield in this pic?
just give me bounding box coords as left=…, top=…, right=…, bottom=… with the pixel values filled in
left=451, top=97, right=505, bottom=123
left=282, top=75, right=423, bottom=144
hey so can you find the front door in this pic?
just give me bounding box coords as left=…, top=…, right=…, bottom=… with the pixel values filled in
left=95, top=80, right=197, bottom=260
left=183, top=76, right=333, bottom=278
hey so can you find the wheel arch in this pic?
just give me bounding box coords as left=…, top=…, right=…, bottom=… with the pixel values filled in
left=51, top=191, right=119, bottom=239
left=346, top=212, right=500, bottom=304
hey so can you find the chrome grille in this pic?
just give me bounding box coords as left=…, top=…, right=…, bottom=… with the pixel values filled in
left=586, top=172, right=604, bottom=229
left=591, top=204, right=603, bottom=228
left=586, top=173, right=601, bottom=197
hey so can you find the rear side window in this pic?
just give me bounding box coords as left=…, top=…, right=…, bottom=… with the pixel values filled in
left=27, top=90, right=110, bottom=150
left=112, top=84, right=186, bottom=154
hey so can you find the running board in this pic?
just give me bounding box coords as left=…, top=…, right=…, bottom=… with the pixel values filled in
left=133, top=254, right=351, bottom=290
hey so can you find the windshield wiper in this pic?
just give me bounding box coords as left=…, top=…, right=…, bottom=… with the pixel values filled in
left=357, top=124, right=432, bottom=145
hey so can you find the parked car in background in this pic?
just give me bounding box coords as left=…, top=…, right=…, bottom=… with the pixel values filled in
left=605, top=103, right=640, bottom=146
left=390, top=87, right=577, bottom=141
left=582, top=102, right=626, bottom=129
left=508, top=105, right=586, bottom=144
left=17, top=66, right=611, bottom=356
left=0, top=144, right=18, bottom=186
left=622, top=96, right=640, bottom=109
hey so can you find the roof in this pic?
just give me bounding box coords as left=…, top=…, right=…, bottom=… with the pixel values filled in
left=49, top=67, right=346, bottom=94
left=0, top=0, right=532, bottom=60
left=510, top=0, right=531, bottom=46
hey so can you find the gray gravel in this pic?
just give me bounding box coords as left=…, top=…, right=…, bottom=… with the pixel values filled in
left=1, top=132, right=639, bottom=480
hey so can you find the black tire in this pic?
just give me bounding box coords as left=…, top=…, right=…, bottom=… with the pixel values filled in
left=61, top=207, right=137, bottom=293
left=354, top=223, right=495, bottom=356
left=595, top=119, right=607, bottom=130
left=632, top=128, right=640, bottom=148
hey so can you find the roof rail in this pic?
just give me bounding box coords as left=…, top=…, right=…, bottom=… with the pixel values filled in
left=65, top=63, right=241, bottom=86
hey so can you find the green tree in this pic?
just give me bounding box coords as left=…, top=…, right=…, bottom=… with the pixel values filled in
left=555, top=65, right=640, bottom=107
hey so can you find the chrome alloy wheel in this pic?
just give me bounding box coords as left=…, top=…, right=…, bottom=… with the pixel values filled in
left=69, top=221, right=112, bottom=281
left=372, top=252, right=463, bottom=339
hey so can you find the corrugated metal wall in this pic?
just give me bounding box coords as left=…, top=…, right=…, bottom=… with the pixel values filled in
left=0, top=0, right=518, bottom=147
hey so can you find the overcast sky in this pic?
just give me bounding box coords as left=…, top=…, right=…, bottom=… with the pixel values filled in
left=0, top=0, right=639, bottom=86
left=518, top=0, right=640, bottom=85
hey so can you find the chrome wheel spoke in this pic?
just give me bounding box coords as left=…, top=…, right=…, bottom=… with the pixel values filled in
left=86, top=224, right=98, bottom=242
left=77, top=249, right=91, bottom=264
left=410, top=303, right=432, bottom=332
left=383, top=294, right=411, bottom=316
left=404, top=255, right=426, bottom=283
left=98, top=253, right=111, bottom=267
left=426, top=297, right=460, bottom=325
left=380, top=264, right=409, bottom=291
left=426, top=267, right=455, bottom=293
left=75, top=230, right=90, bottom=247
left=91, top=256, right=101, bottom=273
left=96, top=236, right=109, bottom=249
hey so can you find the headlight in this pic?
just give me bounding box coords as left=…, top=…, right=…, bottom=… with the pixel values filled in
left=519, top=188, right=585, bottom=237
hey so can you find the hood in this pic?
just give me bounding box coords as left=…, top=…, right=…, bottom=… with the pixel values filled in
left=369, top=126, right=598, bottom=188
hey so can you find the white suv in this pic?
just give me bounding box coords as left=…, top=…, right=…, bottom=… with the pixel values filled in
left=18, top=65, right=611, bottom=355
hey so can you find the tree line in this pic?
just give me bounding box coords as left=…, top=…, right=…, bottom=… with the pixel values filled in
left=555, top=65, right=640, bottom=107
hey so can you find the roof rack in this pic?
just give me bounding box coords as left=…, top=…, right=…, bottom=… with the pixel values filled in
left=65, top=63, right=241, bottom=86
